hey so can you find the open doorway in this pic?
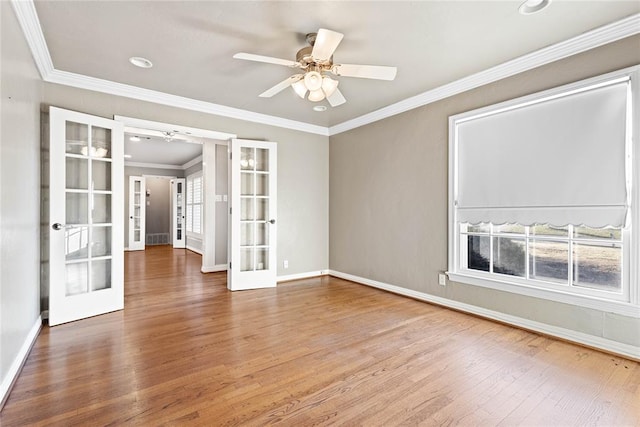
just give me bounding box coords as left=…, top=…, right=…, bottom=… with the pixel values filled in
left=117, top=116, right=236, bottom=274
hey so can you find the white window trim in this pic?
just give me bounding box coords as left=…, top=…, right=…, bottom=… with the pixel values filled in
left=447, top=65, right=640, bottom=318
left=186, top=171, right=203, bottom=239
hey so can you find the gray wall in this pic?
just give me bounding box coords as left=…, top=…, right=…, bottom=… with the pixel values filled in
left=144, top=176, right=172, bottom=235
left=43, top=79, right=329, bottom=277
left=329, top=35, right=640, bottom=349
left=0, top=1, right=43, bottom=399
left=124, top=166, right=183, bottom=246
left=184, top=159, right=202, bottom=178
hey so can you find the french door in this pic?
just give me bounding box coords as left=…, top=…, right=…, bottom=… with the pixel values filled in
left=128, top=176, right=145, bottom=250
left=172, top=178, right=186, bottom=248
left=228, top=139, right=277, bottom=291
left=49, top=107, right=124, bottom=326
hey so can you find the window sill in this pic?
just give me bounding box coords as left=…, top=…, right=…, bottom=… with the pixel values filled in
left=446, top=271, right=640, bottom=318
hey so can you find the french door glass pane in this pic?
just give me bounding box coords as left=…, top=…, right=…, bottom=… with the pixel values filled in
left=91, top=259, right=112, bottom=291
left=256, top=174, right=268, bottom=196
left=255, top=223, right=268, bottom=246
left=240, top=147, right=254, bottom=170
left=255, top=199, right=268, bottom=221
left=92, top=194, right=111, bottom=223
left=255, top=249, right=268, bottom=270
left=91, top=226, right=112, bottom=257
left=66, top=193, right=88, bottom=224
left=91, top=126, right=111, bottom=159
left=92, top=160, right=111, bottom=191
left=66, top=157, right=88, bottom=189
left=240, top=248, right=253, bottom=271
left=66, top=262, right=88, bottom=296
left=255, top=148, right=269, bottom=172
left=241, top=172, right=254, bottom=195
left=65, top=121, right=88, bottom=155
left=241, top=198, right=254, bottom=220
left=529, top=240, right=568, bottom=284
left=241, top=223, right=254, bottom=246
left=65, top=226, right=89, bottom=260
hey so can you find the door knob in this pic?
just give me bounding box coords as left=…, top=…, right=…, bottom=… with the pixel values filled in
left=52, top=223, right=64, bottom=231
left=268, top=219, right=276, bottom=224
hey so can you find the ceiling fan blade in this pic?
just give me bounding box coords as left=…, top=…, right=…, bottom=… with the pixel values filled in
left=233, top=52, right=299, bottom=68
left=311, top=28, right=344, bottom=61
left=259, top=74, right=303, bottom=98
left=333, top=63, right=397, bottom=81
left=327, top=88, right=346, bottom=107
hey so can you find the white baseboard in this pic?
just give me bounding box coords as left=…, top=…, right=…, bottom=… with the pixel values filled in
left=186, top=245, right=203, bottom=255
left=1, top=315, right=42, bottom=409
left=329, top=270, right=639, bottom=361
left=277, top=270, right=327, bottom=283
left=201, top=264, right=227, bottom=273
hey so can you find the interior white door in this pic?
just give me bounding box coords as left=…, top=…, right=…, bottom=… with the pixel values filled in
left=228, top=139, right=277, bottom=291
left=128, top=176, right=145, bottom=251
left=49, top=106, right=124, bottom=326
left=172, top=178, right=186, bottom=248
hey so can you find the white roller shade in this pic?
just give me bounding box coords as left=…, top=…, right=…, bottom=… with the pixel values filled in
left=455, top=80, right=629, bottom=227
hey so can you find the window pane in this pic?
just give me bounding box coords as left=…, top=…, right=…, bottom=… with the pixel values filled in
left=461, top=223, right=490, bottom=233
left=493, top=237, right=525, bottom=277
left=530, top=224, right=569, bottom=238
left=466, top=235, right=490, bottom=272
left=493, top=223, right=525, bottom=235
left=573, top=242, right=622, bottom=291
left=529, top=240, right=568, bottom=284
left=574, top=226, right=621, bottom=241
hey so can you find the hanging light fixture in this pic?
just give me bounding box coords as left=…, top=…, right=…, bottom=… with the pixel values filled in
left=292, top=71, right=339, bottom=102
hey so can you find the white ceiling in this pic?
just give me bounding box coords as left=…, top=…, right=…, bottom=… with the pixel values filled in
left=33, top=1, right=640, bottom=128
left=124, top=130, right=202, bottom=167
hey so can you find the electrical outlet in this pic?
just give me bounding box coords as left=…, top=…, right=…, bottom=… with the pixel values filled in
left=438, top=273, right=447, bottom=286
left=283, top=260, right=289, bottom=269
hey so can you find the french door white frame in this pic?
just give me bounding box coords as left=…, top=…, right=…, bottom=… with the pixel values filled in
left=228, top=139, right=278, bottom=291
left=49, top=106, right=124, bottom=326
left=172, top=178, right=186, bottom=248
left=128, top=176, right=145, bottom=251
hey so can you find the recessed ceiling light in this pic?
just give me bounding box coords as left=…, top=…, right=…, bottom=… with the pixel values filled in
left=313, top=105, right=327, bottom=112
left=519, top=0, right=551, bottom=15
left=129, top=135, right=141, bottom=142
left=124, top=154, right=132, bottom=159
left=129, top=56, right=153, bottom=68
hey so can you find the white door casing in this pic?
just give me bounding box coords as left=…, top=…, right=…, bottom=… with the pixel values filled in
left=49, top=106, right=124, bottom=326
left=228, top=139, right=277, bottom=291
left=128, top=176, right=145, bottom=250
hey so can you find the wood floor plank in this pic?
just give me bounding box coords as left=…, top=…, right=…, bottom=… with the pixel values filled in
left=1, top=245, right=639, bottom=426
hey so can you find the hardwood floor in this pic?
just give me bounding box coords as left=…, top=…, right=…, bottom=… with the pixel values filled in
left=1, top=245, right=639, bottom=426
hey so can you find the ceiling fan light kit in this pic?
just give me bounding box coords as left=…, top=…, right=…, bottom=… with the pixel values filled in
left=234, top=28, right=397, bottom=108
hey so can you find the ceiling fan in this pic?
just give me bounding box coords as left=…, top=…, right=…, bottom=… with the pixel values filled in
left=233, top=29, right=397, bottom=107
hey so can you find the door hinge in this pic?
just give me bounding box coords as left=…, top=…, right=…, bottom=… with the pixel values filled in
left=229, top=262, right=232, bottom=269
left=229, top=207, right=232, bottom=215
left=229, top=152, right=232, bottom=160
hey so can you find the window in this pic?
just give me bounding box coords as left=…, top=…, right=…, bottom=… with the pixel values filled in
left=186, top=172, right=203, bottom=235
left=448, top=66, right=639, bottom=316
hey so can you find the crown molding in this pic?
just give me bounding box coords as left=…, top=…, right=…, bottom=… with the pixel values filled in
left=124, top=161, right=185, bottom=171
left=44, top=69, right=329, bottom=136
left=328, top=13, right=640, bottom=136
left=182, top=155, right=203, bottom=170
left=11, top=0, right=639, bottom=138
left=10, top=0, right=53, bottom=79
